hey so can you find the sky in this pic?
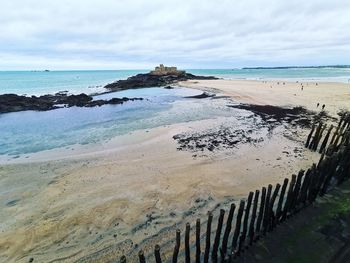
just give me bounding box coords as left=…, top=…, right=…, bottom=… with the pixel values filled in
left=0, top=0, right=350, bottom=70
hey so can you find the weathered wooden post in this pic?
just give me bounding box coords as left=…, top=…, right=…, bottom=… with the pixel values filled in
left=281, top=174, right=296, bottom=221
left=255, top=187, right=266, bottom=237
left=204, top=212, right=213, bottom=263
left=313, top=124, right=327, bottom=151
left=329, top=126, right=340, bottom=146
left=305, top=123, right=316, bottom=148
left=262, top=185, right=272, bottom=235
left=314, top=157, right=330, bottom=197
left=241, top=192, right=254, bottom=247
left=185, top=223, right=191, bottom=263
left=307, top=164, right=318, bottom=203
left=320, top=155, right=338, bottom=195
left=221, top=203, right=236, bottom=256
left=290, top=170, right=304, bottom=212
left=172, top=229, right=180, bottom=263
left=139, top=250, right=146, bottom=263
left=268, top=183, right=281, bottom=231
left=319, top=125, right=334, bottom=153
left=298, top=169, right=311, bottom=205
left=231, top=200, right=245, bottom=253
left=212, top=209, right=225, bottom=261
left=337, top=145, right=350, bottom=185
left=196, top=219, right=201, bottom=263
left=275, top=178, right=288, bottom=223
left=309, top=122, right=323, bottom=150
left=155, top=245, right=162, bottom=263
left=248, top=190, right=260, bottom=244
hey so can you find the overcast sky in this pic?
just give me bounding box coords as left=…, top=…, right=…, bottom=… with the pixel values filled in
left=1, top=0, right=350, bottom=70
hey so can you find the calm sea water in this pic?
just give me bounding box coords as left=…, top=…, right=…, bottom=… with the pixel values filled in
left=0, top=87, right=240, bottom=157
left=1, top=67, right=349, bottom=157
left=1, top=67, right=350, bottom=96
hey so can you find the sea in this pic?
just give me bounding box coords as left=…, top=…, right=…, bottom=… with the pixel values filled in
left=1, top=67, right=350, bottom=96
left=1, top=67, right=349, bottom=158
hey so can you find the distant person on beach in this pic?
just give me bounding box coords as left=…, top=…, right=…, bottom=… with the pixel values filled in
left=317, top=103, right=320, bottom=108
left=322, top=104, right=325, bottom=110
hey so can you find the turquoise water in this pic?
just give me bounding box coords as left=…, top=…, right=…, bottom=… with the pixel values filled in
left=1, top=67, right=350, bottom=157
left=0, top=87, right=237, bottom=156
left=189, top=67, right=350, bottom=83
left=1, top=67, right=350, bottom=96
left=0, top=70, right=147, bottom=96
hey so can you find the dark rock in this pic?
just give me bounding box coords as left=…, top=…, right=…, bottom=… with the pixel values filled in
left=6, top=199, right=20, bottom=207
left=164, top=86, right=174, bottom=89
left=185, top=92, right=215, bottom=99
left=227, top=104, right=332, bottom=129
left=104, top=71, right=217, bottom=92
left=0, top=93, right=143, bottom=114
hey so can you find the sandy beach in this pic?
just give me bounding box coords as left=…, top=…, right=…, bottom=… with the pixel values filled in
left=1, top=79, right=349, bottom=262
left=180, top=79, right=350, bottom=116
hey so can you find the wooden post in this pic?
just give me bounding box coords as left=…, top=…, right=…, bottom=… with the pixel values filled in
left=268, top=183, right=281, bottom=231
left=221, top=203, right=236, bottom=256
left=319, top=125, right=334, bottom=153
left=290, top=170, right=304, bottom=212
left=204, top=212, right=213, bottom=263
left=305, top=123, right=316, bottom=148
left=237, top=235, right=244, bottom=257
left=275, top=178, right=288, bottom=223
left=310, top=122, right=323, bottom=150
left=307, top=164, right=318, bottom=203
left=248, top=190, right=260, bottom=244
left=337, top=146, right=350, bottom=184
left=313, top=124, right=327, bottom=151
left=314, top=157, right=330, bottom=198
left=196, top=219, right=201, bottom=263
left=155, top=245, right=162, bottom=263
left=241, top=192, right=254, bottom=247
left=172, top=229, right=180, bottom=263
left=298, top=169, right=311, bottom=205
left=120, top=255, right=126, bottom=263
left=255, top=187, right=266, bottom=236
left=231, top=200, right=245, bottom=253
left=281, top=174, right=296, bottom=221
left=139, top=250, right=146, bottom=263
left=185, top=223, right=191, bottom=263
left=262, top=184, right=272, bottom=235
left=320, top=155, right=338, bottom=195
left=330, top=126, right=340, bottom=146
left=212, top=209, right=225, bottom=261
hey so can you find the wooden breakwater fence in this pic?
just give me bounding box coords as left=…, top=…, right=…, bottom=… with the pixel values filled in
left=118, top=113, right=350, bottom=263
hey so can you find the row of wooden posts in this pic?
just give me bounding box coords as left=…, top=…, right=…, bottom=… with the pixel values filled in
left=305, top=112, right=350, bottom=154
left=120, top=113, right=350, bottom=263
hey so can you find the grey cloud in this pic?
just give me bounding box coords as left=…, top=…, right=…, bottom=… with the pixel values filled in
left=0, top=0, right=349, bottom=69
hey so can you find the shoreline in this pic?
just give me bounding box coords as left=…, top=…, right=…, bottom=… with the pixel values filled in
left=0, top=78, right=349, bottom=262
left=1, top=77, right=349, bottom=165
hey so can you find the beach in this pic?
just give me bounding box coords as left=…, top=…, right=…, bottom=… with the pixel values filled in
left=1, top=79, right=350, bottom=262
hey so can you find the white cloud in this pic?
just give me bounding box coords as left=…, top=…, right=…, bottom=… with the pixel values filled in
left=0, top=0, right=350, bottom=69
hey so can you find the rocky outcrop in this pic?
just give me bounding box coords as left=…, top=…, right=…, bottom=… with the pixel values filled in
left=104, top=70, right=217, bottom=92
left=185, top=92, right=215, bottom=99
left=0, top=93, right=142, bottom=114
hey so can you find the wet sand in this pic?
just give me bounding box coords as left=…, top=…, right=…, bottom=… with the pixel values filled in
left=180, top=79, right=350, bottom=116
left=1, top=79, right=348, bottom=262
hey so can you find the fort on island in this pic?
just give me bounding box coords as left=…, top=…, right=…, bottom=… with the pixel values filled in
left=150, top=64, right=185, bottom=76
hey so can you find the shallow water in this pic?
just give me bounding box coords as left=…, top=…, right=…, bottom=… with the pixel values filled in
left=0, top=87, right=237, bottom=156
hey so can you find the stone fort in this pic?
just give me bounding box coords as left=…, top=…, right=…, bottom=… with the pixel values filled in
left=150, top=64, right=185, bottom=76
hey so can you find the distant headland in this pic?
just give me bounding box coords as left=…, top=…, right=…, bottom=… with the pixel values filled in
left=243, top=65, right=350, bottom=70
